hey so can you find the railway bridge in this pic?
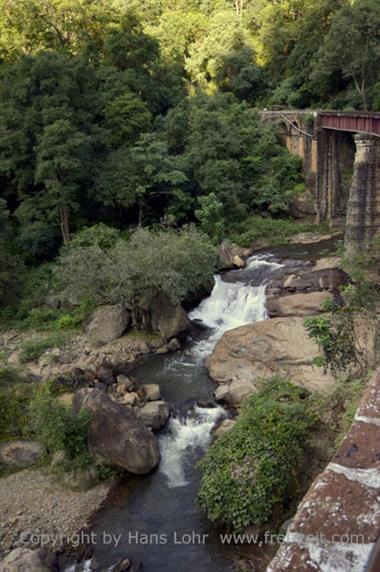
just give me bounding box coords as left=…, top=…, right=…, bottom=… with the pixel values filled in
left=262, top=110, right=380, bottom=252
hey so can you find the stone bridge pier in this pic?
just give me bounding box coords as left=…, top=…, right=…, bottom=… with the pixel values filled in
left=261, top=111, right=380, bottom=252
left=344, top=134, right=380, bottom=254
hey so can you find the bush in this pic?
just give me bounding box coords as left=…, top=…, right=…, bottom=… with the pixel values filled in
left=30, top=387, right=91, bottom=470
left=66, top=224, right=121, bottom=250
left=55, top=225, right=216, bottom=310
left=0, top=366, right=26, bottom=388
left=0, top=384, right=35, bottom=441
left=19, top=333, right=66, bottom=363
left=198, top=378, right=317, bottom=532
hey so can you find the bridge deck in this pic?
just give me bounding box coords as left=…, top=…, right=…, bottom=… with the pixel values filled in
left=318, top=112, right=380, bottom=137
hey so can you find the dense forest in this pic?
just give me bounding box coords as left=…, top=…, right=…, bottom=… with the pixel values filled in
left=1, top=0, right=380, bottom=312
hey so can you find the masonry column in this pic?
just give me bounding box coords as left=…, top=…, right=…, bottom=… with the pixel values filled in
left=345, top=134, right=380, bottom=254
left=316, top=130, right=342, bottom=225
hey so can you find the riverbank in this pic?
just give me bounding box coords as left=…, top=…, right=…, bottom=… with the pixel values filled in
left=0, top=468, right=113, bottom=555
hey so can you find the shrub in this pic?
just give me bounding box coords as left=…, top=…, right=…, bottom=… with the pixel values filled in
left=0, top=384, right=35, bottom=441
left=30, top=387, right=91, bottom=470
left=19, top=333, right=66, bottom=363
left=198, top=378, right=317, bottom=532
left=66, top=224, right=120, bottom=250
left=0, top=366, right=26, bottom=388
left=230, top=216, right=329, bottom=248
left=55, top=225, right=216, bottom=310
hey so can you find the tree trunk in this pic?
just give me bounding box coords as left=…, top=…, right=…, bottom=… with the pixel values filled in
left=59, top=205, right=70, bottom=244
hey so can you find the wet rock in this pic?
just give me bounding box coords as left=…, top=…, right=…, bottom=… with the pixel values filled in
left=197, top=399, right=217, bottom=409
left=156, top=346, right=169, bottom=355
left=0, top=547, right=56, bottom=571
left=0, top=441, right=44, bottom=468
left=166, top=338, right=181, bottom=352
left=218, top=240, right=250, bottom=270
left=138, top=401, right=170, bottom=431
left=142, top=384, right=161, bottom=402
left=108, top=558, right=132, bottom=572
left=214, top=384, right=230, bottom=404
left=74, top=389, right=160, bottom=474
left=86, top=305, right=130, bottom=345
left=211, top=419, right=236, bottom=438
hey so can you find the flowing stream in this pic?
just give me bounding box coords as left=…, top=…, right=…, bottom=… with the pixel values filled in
left=63, top=255, right=283, bottom=572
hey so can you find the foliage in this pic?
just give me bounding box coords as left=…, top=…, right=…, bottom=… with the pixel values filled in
left=30, top=386, right=91, bottom=469
left=306, top=237, right=380, bottom=376
left=0, top=383, right=35, bottom=441
left=305, top=310, right=358, bottom=376
left=311, top=0, right=380, bottom=109
left=230, top=216, right=328, bottom=248
left=19, top=333, right=66, bottom=363
left=55, top=225, right=216, bottom=311
left=198, top=378, right=317, bottom=532
left=195, top=193, right=225, bottom=241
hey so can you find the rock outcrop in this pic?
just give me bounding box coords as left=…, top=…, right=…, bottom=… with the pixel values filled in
left=218, top=240, right=250, bottom=270
left=150, top=296, right=190, bottom=341
left=86, top=304, right=130, bottom=345
left=74, top=388, right=160, bottom=474
left=267, top=291, right=332, bottom=317
left=0, top=548, right=56, bottom=572
left=207, top=317, right=335, bottom=404
left=267, top=266, right=349, bottom=298
left=0, top=441, right=44, bottom=468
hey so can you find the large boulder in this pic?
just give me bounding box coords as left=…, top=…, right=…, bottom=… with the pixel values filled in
left=0, top=440, right=44, bottom=468
left=138, top=401, right=170, bottom=431
left=0, top=548, right=56, bottom=572
left=74, top=388, right=160, bottom=474
left=150, top=296, right=190, bottom=341
left=86, top=304, right=130, bottom=345
left=218, top=240, right=250, bottom=270
left=206, top=317, right=335, bottom=400
left=267, top=291, right=333, bottom=318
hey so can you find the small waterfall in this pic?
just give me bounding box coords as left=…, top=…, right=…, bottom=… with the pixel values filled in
left=159, top=405, right=225, bottom=488
left=189, top=256, right=282, bottom=359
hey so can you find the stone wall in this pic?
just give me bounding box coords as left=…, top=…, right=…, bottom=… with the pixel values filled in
left=266, top=369, right=380, bottom=572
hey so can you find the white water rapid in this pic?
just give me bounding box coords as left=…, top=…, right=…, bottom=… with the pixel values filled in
left=159, top=404, right=226, bottom=488
left=189, top=255, right=282, bottom=359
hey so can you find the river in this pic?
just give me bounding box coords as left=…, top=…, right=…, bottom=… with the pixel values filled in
left=65, top=239, right=338, bottom=572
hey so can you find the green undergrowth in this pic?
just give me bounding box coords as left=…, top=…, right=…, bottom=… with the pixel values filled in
left=19, top=332, right=68, bottom=364
left=0, top=378, right=117, bottom=485
left=229, top=216, right=330, bottom=248
left=198, top=375, right=367, bottom=533
left=198, top=378, right=318, bottom=532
